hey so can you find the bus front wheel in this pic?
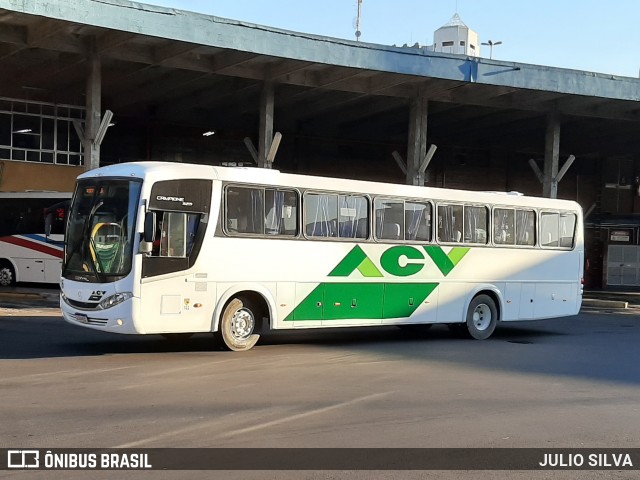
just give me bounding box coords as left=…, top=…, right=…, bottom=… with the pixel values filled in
left=217, top=297, right=261, bottom=352
left=465, top=294, right=497, bottom=340
left=0, top=262, right=16, bottom=287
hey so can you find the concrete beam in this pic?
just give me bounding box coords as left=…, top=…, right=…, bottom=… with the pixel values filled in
left=6, top=0, right=638, bottom=103
left=258, top=81, right=275, bottom=168
left=543, top=112, right=560, bottom=198
left=84, top=37, right=101, bottom=171
left=407, top=96, right=428, bottom=185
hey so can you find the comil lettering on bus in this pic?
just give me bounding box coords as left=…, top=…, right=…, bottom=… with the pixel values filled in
left=156, top=195, right=193, bottom=207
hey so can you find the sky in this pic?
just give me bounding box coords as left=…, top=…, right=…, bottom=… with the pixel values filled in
left=148, top=0, right=640, bottom=78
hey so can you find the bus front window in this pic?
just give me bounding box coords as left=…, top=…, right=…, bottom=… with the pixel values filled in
left=63, top=179, right=142, bottom=282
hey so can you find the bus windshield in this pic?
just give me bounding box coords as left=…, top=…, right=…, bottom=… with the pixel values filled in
left=62, top=179, right=142, bottom=283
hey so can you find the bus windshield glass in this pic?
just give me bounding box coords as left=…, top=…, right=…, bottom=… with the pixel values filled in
left=63, top=179, right=142, bottom=282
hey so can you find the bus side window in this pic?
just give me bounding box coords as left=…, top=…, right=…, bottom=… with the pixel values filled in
left=540, top=212, right=559, bottom=247
left=265, top=189, right=298, bottom=236
left=559, top=213, right=576, bottom=248
left=15, top=207, right=42, bottom=234
left=405, top=201, right=431, bottom=242
left=225, top=186, right=264, bottom=235
left=338, top=194, right=368, bottom=239
left=493, top=208, right=515, bottom=245
left=375, top=198, right=403, bottom=240
left=437, top=204, right=463, bottom=243
left=516, top=209, right=536, bottom=246
left=151, top=211, right=201, bottom=258
left=304, top=193, right=338, bottom=238
left=463, top=205, right=488, bottom=244
left=44, top=201, right=69, bottom=236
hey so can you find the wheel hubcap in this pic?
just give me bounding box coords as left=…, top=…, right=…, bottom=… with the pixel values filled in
left=0, top=268, right=11, bottom=286
left=230, top=308, right=254, bottom=340
left=472, top=304, right=492, bottom=331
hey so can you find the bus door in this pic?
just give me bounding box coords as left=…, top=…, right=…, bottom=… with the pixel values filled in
left=139, top=180, right=212, bottom=334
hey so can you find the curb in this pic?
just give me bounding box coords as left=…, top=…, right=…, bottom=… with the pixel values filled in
left=582, top=298, right=628, bottom=309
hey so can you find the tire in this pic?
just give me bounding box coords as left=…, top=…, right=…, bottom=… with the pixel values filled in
left=217, top=297, right=261, bottom=352
left=465, top=294, right=498, bottom=340
left=0, top=262, right=16, bottom=287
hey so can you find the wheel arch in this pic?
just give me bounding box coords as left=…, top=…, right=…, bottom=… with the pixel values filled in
left=212, top=284, right=275, bottom=333
left=466, top=285, right=502, bottom=323
left=0, top=258, right=18, bottom=284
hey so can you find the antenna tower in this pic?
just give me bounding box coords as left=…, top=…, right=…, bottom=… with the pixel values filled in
left=355, top=0, right=363, bottom=41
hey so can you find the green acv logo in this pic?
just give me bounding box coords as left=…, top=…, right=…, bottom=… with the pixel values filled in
left=329, top=245, right=470, bottom=278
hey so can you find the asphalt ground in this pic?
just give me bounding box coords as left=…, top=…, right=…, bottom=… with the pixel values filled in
left=1, top=288, right=640, bottom=480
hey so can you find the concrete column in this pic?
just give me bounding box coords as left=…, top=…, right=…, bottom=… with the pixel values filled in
left=543, top=112, right=561, bottom=198
left=407, top=96, right=428, bottom=185
left=258, top=81, right=274, bottom=169
left=84, top=37, right=101, bottom=171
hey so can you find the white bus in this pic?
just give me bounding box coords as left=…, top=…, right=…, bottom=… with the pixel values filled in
left=0, top=191, right=71, bottom=286
left=60, top=162, right=583, bottom=351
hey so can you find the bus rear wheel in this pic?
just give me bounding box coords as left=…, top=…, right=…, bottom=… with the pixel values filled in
left=0, top=262, right=16, bottom=287
left=217, top=297, right=261, bottom=352
left=465, top=294, right=497, bottom=340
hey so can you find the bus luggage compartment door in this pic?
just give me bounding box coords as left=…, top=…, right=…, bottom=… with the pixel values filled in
left=322, top=283, right=384, bottom=325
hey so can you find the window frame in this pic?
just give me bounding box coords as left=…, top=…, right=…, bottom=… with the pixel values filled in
left=373, top=196, right=433, bottom=243
left=302, top=190, right=370, bottom=241
left=436, top=202, right=489, bottom=246
left=539, top=209, right=577, bottom=250
left=223, top=184, right=301, bottom=238
left=492, top=206, right=537, bottom=248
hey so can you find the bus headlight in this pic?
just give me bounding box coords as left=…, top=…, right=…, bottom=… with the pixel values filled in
left=99, top=292, right=133, bottom=309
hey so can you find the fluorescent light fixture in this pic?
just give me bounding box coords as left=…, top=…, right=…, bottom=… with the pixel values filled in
left=202, top=130, right=215, bottom=137
left=13, top=128, right=33, bottom=134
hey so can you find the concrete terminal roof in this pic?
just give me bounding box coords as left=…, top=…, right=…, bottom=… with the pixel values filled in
left=1, top=0, right=640, bottom=162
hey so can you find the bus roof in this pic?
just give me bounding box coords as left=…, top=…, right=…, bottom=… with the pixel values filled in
left=78, top=161, right=581, bottom=211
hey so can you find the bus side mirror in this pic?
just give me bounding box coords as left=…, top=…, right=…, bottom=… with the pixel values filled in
left=144, top=211, right=156, bottom=243
left=44, top=212, right=53, bottom=238
left=140, top=212, right=156, bottom=254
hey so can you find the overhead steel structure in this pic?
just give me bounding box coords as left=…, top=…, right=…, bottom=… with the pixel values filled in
left=0, top=0, right=639, bottom=198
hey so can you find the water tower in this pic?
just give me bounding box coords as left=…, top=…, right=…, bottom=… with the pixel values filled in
left=433, top=13, right=480, bottom=57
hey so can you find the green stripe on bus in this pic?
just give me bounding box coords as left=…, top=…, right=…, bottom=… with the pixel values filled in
left=423, top=246, right=470, bottom=276
left=284, top=282, right=438, bottom=321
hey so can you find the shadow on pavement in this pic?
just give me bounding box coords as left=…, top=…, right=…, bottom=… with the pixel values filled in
left=2, top=311, right=639, bottom=386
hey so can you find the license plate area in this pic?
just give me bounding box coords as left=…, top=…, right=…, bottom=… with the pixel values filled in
left=74, top=313, right=88, bottom=324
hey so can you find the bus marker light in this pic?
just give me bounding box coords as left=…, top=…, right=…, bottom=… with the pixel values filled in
left=194, top=303, right=203, bottom=308
left=116, top=319, right=124, bottom=326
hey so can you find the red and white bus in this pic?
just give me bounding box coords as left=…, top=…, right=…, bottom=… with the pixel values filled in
left=0, top=191, right=71, bottom=286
